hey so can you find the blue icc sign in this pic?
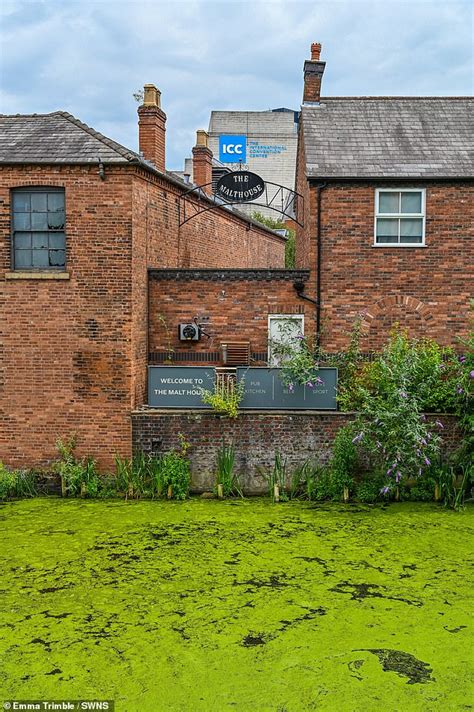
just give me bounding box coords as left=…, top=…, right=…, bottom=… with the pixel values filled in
left=219, top=135, right=247, bottom=163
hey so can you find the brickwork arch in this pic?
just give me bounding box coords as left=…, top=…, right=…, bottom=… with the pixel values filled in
left=361, top=295, right=435, bottom=349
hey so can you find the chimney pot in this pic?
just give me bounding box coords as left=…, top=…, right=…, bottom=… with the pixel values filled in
left=196, top=129, right=209, bottom=148
left=143, top=84, right=161, bottom=108
left=311, top=42, right=322, bottom=60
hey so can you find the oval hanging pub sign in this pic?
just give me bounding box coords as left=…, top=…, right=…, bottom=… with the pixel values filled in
left=215, top=171, right=265, bottom=203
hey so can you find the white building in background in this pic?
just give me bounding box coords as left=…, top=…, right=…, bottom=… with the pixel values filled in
left=208, top=108, right=298, bottom=221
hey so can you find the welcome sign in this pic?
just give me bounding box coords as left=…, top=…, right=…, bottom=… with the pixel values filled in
left=148, top=367, right=337, bottom=410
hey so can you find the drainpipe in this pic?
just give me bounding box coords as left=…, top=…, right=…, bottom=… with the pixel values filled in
left=315, top=182, right=328, bottom=347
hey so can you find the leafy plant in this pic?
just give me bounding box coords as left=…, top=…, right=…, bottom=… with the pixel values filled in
left=201, top=377, right=245, bottom=418
left=215, top=442, right=242, bottom=497
left=160, top=434, right=191, bottom=500
left=269, top=318, right=323, bottom=390
left=115, top=450, right=151, bottom=499
left=354, top=472, right=386, bottom=503
left=0, top=463, right=37, bottom=499
left=329, top=425, right=359, bottom=499
left=262, top=452, right=289, bottom=501
left=436, top=463, right=473, bottom=511
left=54, top=436, right=85, bottom=496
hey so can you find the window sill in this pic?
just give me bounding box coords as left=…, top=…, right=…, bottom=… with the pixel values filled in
left=372, top=244, right=427, bottom=248
left=5, top=271, right=70, bottom=280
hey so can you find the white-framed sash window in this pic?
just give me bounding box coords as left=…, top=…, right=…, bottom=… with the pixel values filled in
left=374, top=188, right=426, bottom=246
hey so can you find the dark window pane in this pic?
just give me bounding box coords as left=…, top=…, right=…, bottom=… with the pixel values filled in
left=32, top=249, right=49, bottom=267
left=48, top=192, right=64, bottom=211
left=31, top=212, right=48, bottom=230
left=401, top=235, right=423, bottom=244
left=50, top=250, right=65, bottom=267
left=13, top=193, right=30, bottom=212
left=49, top=232, right=65, bottom=249
left=15, top=233, right=31, bottom=249
left=400, top=218, right=423, bottom=238
left=13, top=213, right=30, bottom=230
left=48, top=211, right=65, bottom=229
left=15, top=250, right=32, bottom=268
left=31, top=193, right=47, bottom=212
left=401, top=192, right=422, bottom=213
left=32, top=233, right=49, bottom=249
left=378, top=192, right=399, bottom=213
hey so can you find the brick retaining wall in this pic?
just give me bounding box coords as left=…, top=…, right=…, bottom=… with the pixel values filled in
left=132, top=410, right=461, bottom=494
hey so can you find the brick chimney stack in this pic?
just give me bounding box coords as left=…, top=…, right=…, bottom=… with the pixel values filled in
left=138, top=84, right=166, bottom=172
left=192, top=130, right=213, bottom=195
left=303, top=42, right=325, bottom=103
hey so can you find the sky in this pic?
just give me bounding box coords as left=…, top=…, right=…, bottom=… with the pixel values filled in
left=1, top=0, right=472, bottom=169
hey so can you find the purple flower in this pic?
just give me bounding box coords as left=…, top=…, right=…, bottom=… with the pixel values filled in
left=400, top=390, right=408, bottom=399
left=296, top=335, right=305, bottom=340
left=424, top=457, right=431, bottom=466
left=386, top=467, right=393, bottom=476
left=352, top=432, right=363, bottom=444
left=396, top=471, right=402, bottom=483
left=459, top=355, right=466, bottom=363
left=439, top=363, right=446, bottom=371
left=420, top=438, right=427, bottom=446
left=457, top=386, right=464, bottom=394
left=380, top=486, right=390, bottom=496
left=470, top=370, right=474, bottom=379
left=306, top=382, right=314, bottom=389
left=315, top=377, right=324, bottom=385
left=435, top=420, right=444, bottom=429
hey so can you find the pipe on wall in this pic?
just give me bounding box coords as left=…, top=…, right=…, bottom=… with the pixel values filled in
left=315, top=182, right=328, bottom=346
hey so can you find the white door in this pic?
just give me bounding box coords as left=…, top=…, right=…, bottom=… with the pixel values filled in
left=268, top=315, right=304, bottom=367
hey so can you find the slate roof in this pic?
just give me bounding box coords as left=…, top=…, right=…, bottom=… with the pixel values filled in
left=301, top=97, right=474, bottom=179
left=0, top=111, right=141, bottom=164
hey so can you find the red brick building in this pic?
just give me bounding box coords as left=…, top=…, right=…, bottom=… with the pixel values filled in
left=0, top=88, right=285, bottom=469
left=296, top=43, right=473, bottom=350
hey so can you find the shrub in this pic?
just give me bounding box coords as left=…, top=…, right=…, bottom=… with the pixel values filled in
left=201, top=378, right=245, bottom=418
left=0, top=464, right=38, bottom=500
left=54, top=437, right=102, bottom=497
left=329, top=425, right=359, bottom=498
left=160, top=435, right=191, bottom=500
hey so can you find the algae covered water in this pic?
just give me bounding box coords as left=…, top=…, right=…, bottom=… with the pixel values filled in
left=0, top=499, right=472, bottom=711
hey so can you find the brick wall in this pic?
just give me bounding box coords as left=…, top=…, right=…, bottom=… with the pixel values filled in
left=148, top=269, right=310, bottom=363
left=298, top=178, right=473, bottom=351
left=0, top=164, right=286, bottom=470
left=132, top=411, right=461, bottom=494
left=0, top=165, right=134, bottom=470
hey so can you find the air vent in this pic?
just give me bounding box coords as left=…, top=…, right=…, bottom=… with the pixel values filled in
left=221, top=341, right=250, bottom=366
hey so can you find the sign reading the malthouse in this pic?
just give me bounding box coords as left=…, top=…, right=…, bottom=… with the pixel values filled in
left=148, top=367, right=215, bottom=409
left=236, top=367, right=338, bottom=410
left=215, top=171, right=265, bottom=203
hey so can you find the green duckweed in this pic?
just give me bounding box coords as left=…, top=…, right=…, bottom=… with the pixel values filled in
left=0, top=499, right=472, bottom=711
